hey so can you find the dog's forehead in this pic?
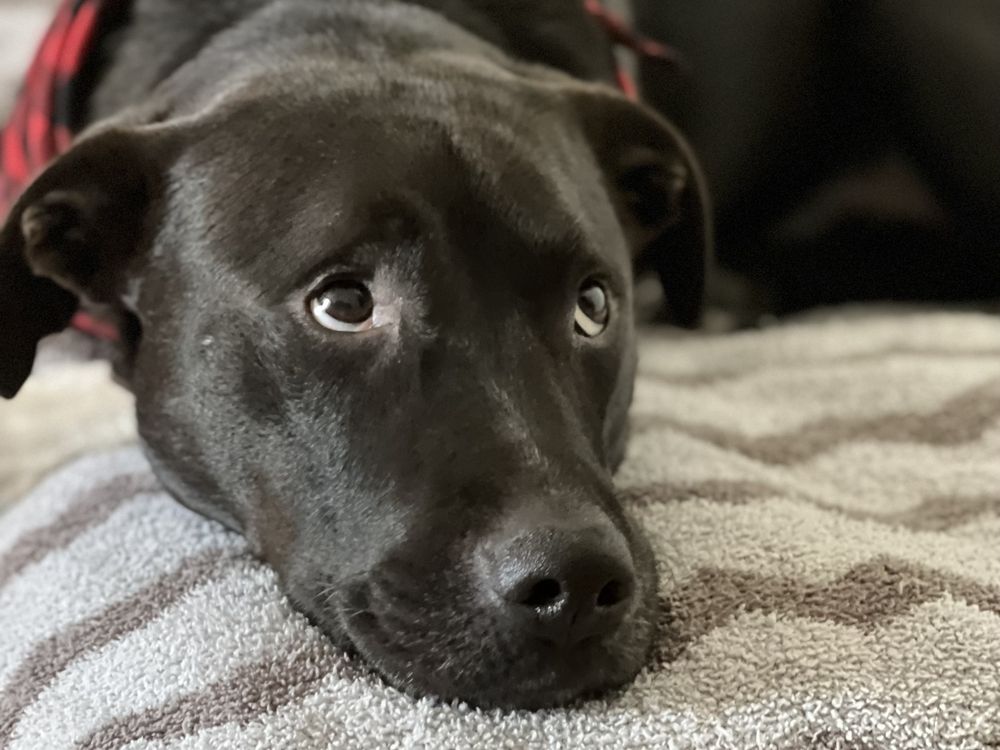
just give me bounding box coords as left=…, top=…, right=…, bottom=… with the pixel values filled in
left=192, top=79, right=609, bottom=210
left=169, top=78, right=628, bottom=285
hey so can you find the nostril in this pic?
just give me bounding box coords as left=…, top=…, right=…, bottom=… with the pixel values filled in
left=596, top=579, right=628, bottom=608
left=520, top=578, right=563, bottom=608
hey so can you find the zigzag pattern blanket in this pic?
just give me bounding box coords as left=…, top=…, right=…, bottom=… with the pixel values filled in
left=1, top=309, right=999, bottom=749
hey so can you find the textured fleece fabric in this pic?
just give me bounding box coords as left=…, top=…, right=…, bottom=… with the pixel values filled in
left=2, top=308, right=999, bottom=749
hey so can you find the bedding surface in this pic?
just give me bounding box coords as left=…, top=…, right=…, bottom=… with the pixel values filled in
left=2, top=309, right=999, bottom=749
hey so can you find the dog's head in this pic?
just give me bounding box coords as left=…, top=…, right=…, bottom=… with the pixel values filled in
left=0, top=61, right=708, bottom=708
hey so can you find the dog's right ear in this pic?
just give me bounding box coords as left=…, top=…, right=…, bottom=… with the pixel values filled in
left=573, top=89, right=713, bottom=327
left=0, top=127, right=168, bottom=398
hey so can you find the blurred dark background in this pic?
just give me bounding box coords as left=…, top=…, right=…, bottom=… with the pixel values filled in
left=635, top=0, right=1000, bottom=322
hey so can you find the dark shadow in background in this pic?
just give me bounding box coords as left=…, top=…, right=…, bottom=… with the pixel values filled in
left=635, top=0, right=1000, bottom=318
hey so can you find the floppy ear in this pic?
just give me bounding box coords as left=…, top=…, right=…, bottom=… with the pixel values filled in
left=578, top=94, right=713, bottom=327
left=0, top=128, right=162, bottom=398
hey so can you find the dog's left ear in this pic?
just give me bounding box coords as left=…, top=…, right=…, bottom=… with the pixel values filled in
left=577, top=93, right=712, bottom=327
left=0, top=126, right=168, bottom=398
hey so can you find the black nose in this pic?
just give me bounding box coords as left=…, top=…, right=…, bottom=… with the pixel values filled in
left=485, top=525, right=636, bottom=648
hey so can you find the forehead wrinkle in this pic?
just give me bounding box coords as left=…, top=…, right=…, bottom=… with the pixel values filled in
left=175, top=104, right=453, bottom=295
left=418, top=97, right=627, bottom=268
left=448, top=116, right=598, bottom=235
left=331, top=98, right=608, bottom=271
left=374, top=106, right=617, bottom=284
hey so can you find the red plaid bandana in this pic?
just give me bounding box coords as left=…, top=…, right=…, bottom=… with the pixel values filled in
left=0, top=0, right=124, bottom=340
left=0, top=0, right=668, bottom=341
left=583, top=0, right=679, bottom=100
left=0, top=0, right=121, bottom=214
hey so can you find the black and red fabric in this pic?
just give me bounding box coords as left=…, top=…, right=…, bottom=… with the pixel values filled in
left=583, top=0, right=678, bottom=99
left=0, top=0, right=124, bottom=340
left=0, top=0, right=121, bottom=214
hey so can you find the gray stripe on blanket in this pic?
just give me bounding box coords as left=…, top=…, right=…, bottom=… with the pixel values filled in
left=77, top=639, right=341, bottom=750
left=641, top=345, right=1000, bottom=386
left=0, top=551, right=237, bottom=746
left=0, top=473, right=159, bottom=590
left=633, top=378, right=1000, bottom=464
left=623, top=481, right=1000, bottom=531
left=656, top=557, right=1000, bottom=665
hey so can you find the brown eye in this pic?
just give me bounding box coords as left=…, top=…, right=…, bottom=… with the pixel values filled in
left=309, top=280, right=375, bottom=332
left=575, top=280, right=610, bottom=337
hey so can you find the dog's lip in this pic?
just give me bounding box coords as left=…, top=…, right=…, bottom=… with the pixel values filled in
left=416, top=643, right=643, bottom=710
left=373, top=644, right=633, bottom=710
left=330, top=591, right=647, bottom=709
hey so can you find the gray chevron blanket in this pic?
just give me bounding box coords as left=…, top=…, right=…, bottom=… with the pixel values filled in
left=2, top=308, right=999, bottom=749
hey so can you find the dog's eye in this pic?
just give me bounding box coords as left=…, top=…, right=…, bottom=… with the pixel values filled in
left=575, top=280, right=610, bottom=337
left=309, top=280, right=375, bottom=333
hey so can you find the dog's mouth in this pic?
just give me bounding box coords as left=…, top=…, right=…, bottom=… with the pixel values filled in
left=310, top=558, right=659, bottom=710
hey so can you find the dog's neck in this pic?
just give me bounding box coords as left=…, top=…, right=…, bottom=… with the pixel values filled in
left=87, top=0, right=619, bottom=126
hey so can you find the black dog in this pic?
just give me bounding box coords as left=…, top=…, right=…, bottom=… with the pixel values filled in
left=0, top=0, right=708, bottom=708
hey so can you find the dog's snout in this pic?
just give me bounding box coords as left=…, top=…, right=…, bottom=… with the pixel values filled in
left=485, top=524, right=636, bottom=648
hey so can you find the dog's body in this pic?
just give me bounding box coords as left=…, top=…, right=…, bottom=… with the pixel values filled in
left=1, top=0, right=708, bottom=708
